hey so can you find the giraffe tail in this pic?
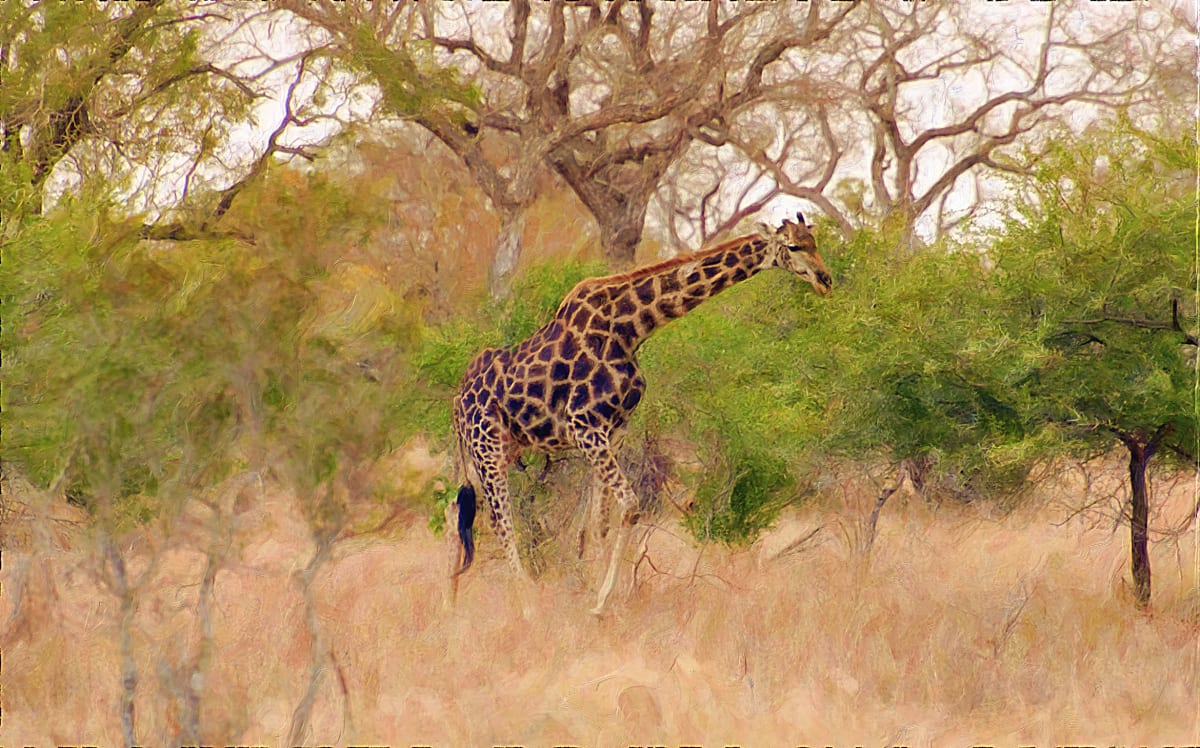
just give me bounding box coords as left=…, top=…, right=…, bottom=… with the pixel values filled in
left=453, top=483, right=477, bottom=576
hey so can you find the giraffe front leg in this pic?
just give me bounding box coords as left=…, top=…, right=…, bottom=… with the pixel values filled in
left=576, top=432, right=640, bottom=615
left=578, top=470, right=612, bottom=560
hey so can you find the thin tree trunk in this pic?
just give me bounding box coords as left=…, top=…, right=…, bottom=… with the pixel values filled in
left=105, top=539, right=139, bottom=747
left=1127, top=440, right=1154, bottom=609
left=490, top=209, right=526, bottom=299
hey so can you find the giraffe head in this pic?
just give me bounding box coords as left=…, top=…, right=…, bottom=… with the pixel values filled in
left=758, top=212, right=832, bottom=296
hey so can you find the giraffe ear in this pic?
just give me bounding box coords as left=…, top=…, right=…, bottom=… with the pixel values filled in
left=756, top=222, right=774, bottom=237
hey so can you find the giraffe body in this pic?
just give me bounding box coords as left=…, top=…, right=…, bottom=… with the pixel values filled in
left=450, top=214, right=831, bottom=613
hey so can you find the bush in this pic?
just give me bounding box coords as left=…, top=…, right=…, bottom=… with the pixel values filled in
left=635, top=247, right=836, bottom=544
left=1, top=187, right=429, bottom=531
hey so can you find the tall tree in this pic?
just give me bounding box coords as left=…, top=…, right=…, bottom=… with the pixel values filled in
left=279, top=0, right=858, bottom=294
left=656, top=1, right=1186, bottom=248
left=0, top=1, right=346, bottom=239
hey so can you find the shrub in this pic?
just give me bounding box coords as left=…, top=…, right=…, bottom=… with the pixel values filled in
left=1, top=188, right=429, bottom=532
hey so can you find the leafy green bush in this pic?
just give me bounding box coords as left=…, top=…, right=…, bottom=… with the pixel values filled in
left=635, top=248, right=837, bottom=544
left=786, top=224, right=1059, bottom=502
left=1, top=184, right=429, bottom=531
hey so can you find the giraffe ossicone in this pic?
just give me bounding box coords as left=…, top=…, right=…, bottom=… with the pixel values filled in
left=448, top=213, right=832, bottom=614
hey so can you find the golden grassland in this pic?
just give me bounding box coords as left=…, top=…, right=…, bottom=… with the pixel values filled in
left=2, top=456, right=1198, bottom=746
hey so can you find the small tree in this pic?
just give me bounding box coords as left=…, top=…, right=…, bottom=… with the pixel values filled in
left=775, top=121, right=1196, bottom=606
left=0, top=160, right=431, bottom=741
left=0, top=1, right=354, bottom=244
left=989, top=122, right=1197, bottom=608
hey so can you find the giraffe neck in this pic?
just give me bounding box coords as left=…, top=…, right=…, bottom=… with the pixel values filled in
left=556, top=234, right=775, bottom=352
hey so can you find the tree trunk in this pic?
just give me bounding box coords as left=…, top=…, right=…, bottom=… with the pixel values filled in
left=1126, top=439, right=1154, bottom=609
left=490, top=209, right=527, bottom=299
left=550, top=152, right=659, bottom=268
left=596, top=197, right=646, bottom=268
left=105, top=538, right=140, bottom=747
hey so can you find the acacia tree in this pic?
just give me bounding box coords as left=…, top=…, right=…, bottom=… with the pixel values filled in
left=797, top=119, right=1196, bottom=607
left=278, top=0, right=858, bottom=294
left=990, top=122, right=1197, bottom=608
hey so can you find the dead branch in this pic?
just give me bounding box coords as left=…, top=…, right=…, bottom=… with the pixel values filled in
left=769, top=525, right=824, bottom=562
left=862, top=462, right=909, bottom=554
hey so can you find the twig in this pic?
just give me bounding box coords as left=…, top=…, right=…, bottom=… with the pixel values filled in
left=862, top=462, right=909, bottom=554
left=769, top=524, right=824, bottom=562
left=991, top=581, right=1032, bottom=658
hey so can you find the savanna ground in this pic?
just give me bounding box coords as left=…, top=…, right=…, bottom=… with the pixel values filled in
left=2, top=449, right=1197, bottom=747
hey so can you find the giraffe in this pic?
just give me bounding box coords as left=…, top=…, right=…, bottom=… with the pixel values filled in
left=448, top=213, right=832, bottom=614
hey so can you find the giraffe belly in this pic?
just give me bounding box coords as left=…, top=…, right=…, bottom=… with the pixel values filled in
left=562, top=366, right=645, bottom=435
left=499, top=383, right=570, bottom=452
left=510, top=417, right=574, bottom=454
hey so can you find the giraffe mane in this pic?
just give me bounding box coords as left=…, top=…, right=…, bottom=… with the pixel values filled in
left=587, top=233, right=764, bottom=287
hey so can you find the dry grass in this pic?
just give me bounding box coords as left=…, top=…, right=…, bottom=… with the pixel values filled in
left=2, top=462, right=1198, bottom=746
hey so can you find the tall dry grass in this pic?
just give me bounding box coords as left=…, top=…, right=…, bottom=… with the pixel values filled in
left=2, top=459, right=1197, bottom=746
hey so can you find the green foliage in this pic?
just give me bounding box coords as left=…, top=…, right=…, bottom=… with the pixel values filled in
left=684, top=438, right=794, bottom=545
left=346, top=25, right=482, bottom=122
left=637, top=251, right=836, bottom=543
left=634, top=215, right=1054, bottom=534
left=427, top=482, right=459, bottom=537
left=787, top=119, right=1197, bottom=503
left=989, top=122, right=1197, bottom=463
left=797, top=227, right=1048, bottom=499
left=2, top=204, right=241, bottom=523
left=1, top=169, right=429, bottom=531
left=0, top=2, right=257, bottom=226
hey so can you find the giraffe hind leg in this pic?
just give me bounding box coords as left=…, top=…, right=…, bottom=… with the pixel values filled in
left=578, top=470, right=613, bottom=561
left=476, top=450, right=527, bottom=579
left=593, top=488, right=638, bottom=615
